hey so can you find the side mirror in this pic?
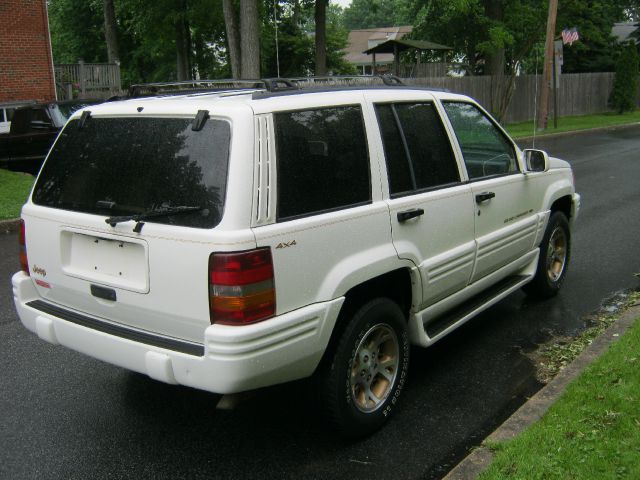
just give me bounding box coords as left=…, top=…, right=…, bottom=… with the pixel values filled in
left=523, top=149, right=549, bottom=172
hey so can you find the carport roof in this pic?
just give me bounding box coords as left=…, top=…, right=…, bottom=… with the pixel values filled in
left=363, top=38, right=453, bottom=55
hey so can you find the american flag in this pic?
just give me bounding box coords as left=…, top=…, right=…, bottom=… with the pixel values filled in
left=562, top=27, right=579, bottom=45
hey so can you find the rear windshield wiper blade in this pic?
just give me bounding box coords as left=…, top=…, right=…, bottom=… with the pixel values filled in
left=105, top=205, right=202, bottom=231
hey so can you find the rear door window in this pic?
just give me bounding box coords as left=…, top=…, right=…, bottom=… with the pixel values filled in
left=274, top=105, right=371, bottom=221
left=375, top=102, right=460, bottom=197
left=33, top=117, right=231, bottom=229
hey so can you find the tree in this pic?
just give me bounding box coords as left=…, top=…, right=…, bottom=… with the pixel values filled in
left=315, top=0, right=327, bottom=75
left=410, top=0, right=546, bottom=120
left=609, top=42, right=639, bottom=113
left=342, top=0, right=412, bottom=30
left=49, top=0, right=227, bottom=86
left=260, top=1, right=354, bottom=77
left=103, top=0, right=120, bottom=63
left=49, top=0, right=105, bottom=64
left=222, top=0, right=241, bottom=78
left=240, top=0, right=261, bottom=78
left=175, top=0, right=191, bottom=80
left=556, top=0, right=626, bottom=73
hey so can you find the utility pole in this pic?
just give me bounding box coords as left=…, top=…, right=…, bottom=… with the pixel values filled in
left=536, top=0, right=558, bottom=131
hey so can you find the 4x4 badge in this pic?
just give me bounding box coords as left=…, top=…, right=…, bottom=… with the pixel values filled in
left=275, top=240, right=297, bottom=249
left=32, top=265, right=47, bottom=277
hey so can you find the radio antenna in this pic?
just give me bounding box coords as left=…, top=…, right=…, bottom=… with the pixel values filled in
left=533, top=46, right=539, bottom=148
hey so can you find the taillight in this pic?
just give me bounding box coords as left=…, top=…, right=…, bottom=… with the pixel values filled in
left=19, top=219, right=29, bottom=275
left=209, top=248, right=275, bottom=325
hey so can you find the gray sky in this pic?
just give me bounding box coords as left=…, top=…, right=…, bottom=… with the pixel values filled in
left=332, top=0, right=352, bottom=8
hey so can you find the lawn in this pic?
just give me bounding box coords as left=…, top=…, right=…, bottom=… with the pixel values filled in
left=506, top=110, right=640, bottom=139
left=0, top=169, right=34, bottom=220
left=480, top=310, right=640, bottom=480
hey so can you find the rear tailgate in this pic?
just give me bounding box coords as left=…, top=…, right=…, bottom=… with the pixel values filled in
left=22, top=208, right=256, bottom=343
left=22, top=111, right=255, bottom=344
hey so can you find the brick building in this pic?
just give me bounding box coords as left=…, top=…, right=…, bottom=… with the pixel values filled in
left=0, top=0, right=56, bottom=104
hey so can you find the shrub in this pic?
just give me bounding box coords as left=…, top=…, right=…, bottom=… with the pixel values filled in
left=609, top=42, right=639, bottom=114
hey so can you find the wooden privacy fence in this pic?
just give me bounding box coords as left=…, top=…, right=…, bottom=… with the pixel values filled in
left=403, top=72, right=619, bottom=123
left=400, top=63, right=451, bottom=78
left=55, top=62, right=122, bottom=100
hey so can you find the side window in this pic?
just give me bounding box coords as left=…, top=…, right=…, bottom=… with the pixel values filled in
left=442, top=102, right=517, bottom=179
left=375, top=102, right=459, bottom=197
left=0, top=109, right=5, bottom=122
left=274, top=105, right=371, bottom=221
left=30, top=108, right=54, bottom=130
left=6, top=108, right=16, bottom=122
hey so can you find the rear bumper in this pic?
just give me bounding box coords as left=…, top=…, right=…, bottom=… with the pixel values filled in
left=12, top=271, right=343, bottom=394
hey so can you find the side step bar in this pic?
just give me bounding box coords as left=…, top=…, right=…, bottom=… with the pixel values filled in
left=424, top=275, right=530, bottom=341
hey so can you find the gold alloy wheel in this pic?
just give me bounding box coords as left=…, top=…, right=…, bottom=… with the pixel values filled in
left=350, top=323, right=399, bottom=413
left=546, top=226, right=568, bottom=282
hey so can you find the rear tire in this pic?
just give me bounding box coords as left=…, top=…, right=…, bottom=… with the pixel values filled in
left=318, top=298, right=409, bottom=439
left=523, top=211, right=571, bottom=298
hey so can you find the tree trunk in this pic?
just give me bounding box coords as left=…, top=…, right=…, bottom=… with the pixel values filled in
left=103, top=0, right=119, bottom=64
left=175, top=11, right=190, bottom=81
left=487, top=47, right=506, bottom=119
left=292, top=0, right=301, bottom=27
left=240, top=0, right=260, bottom=79
left=482, top=0, right=506, bottom=118
left=315, top=0, right=327, bottom=76
left=222, top=0, right=241, bottom=78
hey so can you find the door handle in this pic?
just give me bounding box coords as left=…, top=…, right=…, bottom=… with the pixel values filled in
left=475, top=191, right=496, bottom=203
left=397, top=208, right=425, bottom=222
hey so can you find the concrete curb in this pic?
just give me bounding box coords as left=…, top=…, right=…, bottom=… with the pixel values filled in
left=0, top=218, right=20, bottom=234
left=514, top=121, right=640, bottom=143
left=443, top=302, right=640, bottom=480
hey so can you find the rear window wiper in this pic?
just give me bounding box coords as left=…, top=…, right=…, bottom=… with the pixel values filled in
left=105, top=205, right=202, bottom=233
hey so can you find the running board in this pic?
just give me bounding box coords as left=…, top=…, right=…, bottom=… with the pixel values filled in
left=424, top=275, right=530, bottom=341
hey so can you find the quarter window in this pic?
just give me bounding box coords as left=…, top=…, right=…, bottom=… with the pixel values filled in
left=442, top=102, right=517, bottom=179
left=375, top=102, right=459, bottom=196
left=274, top=106, right=371, bottom=220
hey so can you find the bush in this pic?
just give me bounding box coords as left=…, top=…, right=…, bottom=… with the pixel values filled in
left=609, top=43, right=639, bottom=114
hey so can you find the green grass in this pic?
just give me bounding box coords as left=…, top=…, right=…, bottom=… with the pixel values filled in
left=0, top=169, right=34, bottom=220
left=480, top=311, right=640, bottom=479
left=505, top=110, right=640, bottom=139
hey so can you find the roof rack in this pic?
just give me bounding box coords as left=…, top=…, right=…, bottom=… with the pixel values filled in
left=127, top=79, right=269, bottom=98
left=125, top=76, right=405, bottom=98
left=290, top=75, right=404, bottom=87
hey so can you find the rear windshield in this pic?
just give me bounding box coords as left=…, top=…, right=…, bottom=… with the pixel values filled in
left=33, top=117, right=230, bottom=229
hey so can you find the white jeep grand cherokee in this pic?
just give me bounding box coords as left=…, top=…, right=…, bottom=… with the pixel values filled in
left=13, top=78, right=580, bottom=437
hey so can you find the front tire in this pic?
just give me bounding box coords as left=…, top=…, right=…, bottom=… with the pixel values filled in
left=319, top=298, right=409, bottom=438
left=523, top=211, right=571, bottom=298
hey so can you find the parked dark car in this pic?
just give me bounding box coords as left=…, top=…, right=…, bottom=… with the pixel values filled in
left=0, top=100, right=101, bottom=175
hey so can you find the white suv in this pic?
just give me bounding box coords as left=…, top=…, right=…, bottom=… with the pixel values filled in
left=13, top=78, right=580, bottom=437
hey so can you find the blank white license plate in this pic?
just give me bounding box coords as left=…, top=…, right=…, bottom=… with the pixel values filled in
left=61, top=230, right=149, bottom=293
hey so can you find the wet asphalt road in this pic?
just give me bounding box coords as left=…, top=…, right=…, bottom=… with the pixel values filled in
left=1, top=125, right=640, bottom=479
